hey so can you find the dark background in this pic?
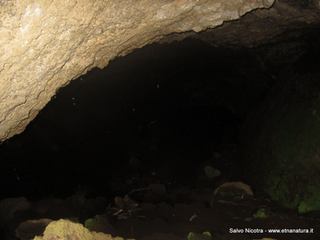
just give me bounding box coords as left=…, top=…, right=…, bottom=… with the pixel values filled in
left=0, top=36, right=318, bottom=200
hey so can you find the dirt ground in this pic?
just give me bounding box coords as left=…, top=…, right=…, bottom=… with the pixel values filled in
left=2, top=181, right=320, bottom=240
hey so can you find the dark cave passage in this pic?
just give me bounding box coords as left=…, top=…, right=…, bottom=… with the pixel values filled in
left=1, top=30, right=320, bottom=240
left=0, top=38, right=273, bottom=198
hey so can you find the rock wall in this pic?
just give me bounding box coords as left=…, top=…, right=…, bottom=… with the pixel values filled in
left=0, top=0, right=274, bottom=141
left=242, top=72, right=320, bottom=213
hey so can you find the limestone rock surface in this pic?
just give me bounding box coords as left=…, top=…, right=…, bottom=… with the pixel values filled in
left=0, top=0, right=274, bottom=141
left=161, top=0, right=320, bottom=49
left=33, top=219, right=124, bottom=240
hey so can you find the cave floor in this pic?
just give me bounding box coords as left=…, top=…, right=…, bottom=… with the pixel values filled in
left=3, top=182, right=320, bottom=240
left=106, top=187, right=320, bottom=240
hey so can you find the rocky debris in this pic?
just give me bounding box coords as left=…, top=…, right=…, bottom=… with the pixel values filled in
left=15, top=218, right=53, bottom=240
left=0, top=185, right=318, bottom=240
left=33, top=219, right=125, bottom=240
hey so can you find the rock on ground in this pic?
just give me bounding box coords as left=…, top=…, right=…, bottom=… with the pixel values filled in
left=33, top=219, right=125, bottom=240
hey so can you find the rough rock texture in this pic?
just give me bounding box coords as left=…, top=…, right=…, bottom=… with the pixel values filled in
left=0, top=0, right=274, bottom=141
left=153, top=0, right=320, bottom=213
left=160, top=0, right=320, bottom=75
left=33, top=219, right=124, bottom=240
left=242, top=72, right=320, bottom=213
left=180, top=0, right=320, bottom=48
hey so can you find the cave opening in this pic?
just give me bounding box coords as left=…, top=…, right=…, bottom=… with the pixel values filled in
left=0, top=38, right=269, bottom=198
left=1, top=28, right=320, bottom=239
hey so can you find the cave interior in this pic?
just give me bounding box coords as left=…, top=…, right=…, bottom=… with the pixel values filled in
left=1, top=8, right=320, bottom=240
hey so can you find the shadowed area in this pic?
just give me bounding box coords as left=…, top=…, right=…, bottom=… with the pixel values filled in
left=1, top=25, right=320, bottom=240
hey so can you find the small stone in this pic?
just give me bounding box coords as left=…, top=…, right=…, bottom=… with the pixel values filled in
left=204, top=165, right=221, bottom=179
left=211, top=182, right=254, bottom=204
left=253, top=208, right=269, bottom=219
left=214, top=181, right=254, bottom=197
